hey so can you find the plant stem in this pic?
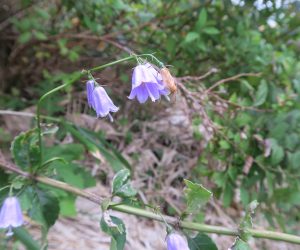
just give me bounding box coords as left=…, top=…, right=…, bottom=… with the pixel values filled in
left=0, top=159, right=299, bottom=245
left=34, top=53, right=160, bottom=172
left=36, top=72, right=83, bottom=171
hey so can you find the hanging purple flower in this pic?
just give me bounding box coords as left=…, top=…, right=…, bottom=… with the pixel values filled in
left=166, top=233, right=190, bottom=250
left=128, top=63, right=170, bottom=103
left=86, top=80, right=119, bottom=122
left=0, top=197, right=24, bottom=236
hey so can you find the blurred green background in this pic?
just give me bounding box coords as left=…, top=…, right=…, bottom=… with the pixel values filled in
left=0, top=0, right=300, bottom=249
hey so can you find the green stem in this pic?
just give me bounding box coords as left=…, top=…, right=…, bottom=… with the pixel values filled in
left=1, top=161, right=300, bottom=245
left=35, top=53, right=163, bottom=173
left=36, top=72, right=83, bottom=171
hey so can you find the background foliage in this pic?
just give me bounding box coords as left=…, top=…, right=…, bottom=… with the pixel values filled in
left=0, top=0, right=300, bottom=249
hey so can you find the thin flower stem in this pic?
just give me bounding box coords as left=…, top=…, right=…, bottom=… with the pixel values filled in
left=35, top=53, right=163, bottom=173
left=0, top=159, right=300, bottom=245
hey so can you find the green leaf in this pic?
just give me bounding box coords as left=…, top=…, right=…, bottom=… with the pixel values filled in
left=203, top=27, right=220, bottom=35
left=19, top=32, right=32, bottom=43
left=188, top=233, right=218, bottom=250
left=196, top=9, right=207, bottom=30
left=112, top=169, right=137, bottom=198
left=34, top=31, right=47, bottom=40
left=28, top=188, right=60, bottom=231
left=184, top=179, right=212, bottom=213
left=11, top=129, right=41, bottom=170
left=37, top=190, right=60, bottom=229
left=230, top=238, right=251, bottom=250
left=269, top=139, right=284, bottom=165
left=219, top=140, right=230, bottom=150
left=239, top=200, right=259, bottom=242
left=184, top=32, right=200, bottom=43
left=59, top=196, right=77, bottom=217
left=100, top=213, right=126, bottom=250
left=64, top=124, right=126, bottom=172
left=253, top=80, right=268, bottom=106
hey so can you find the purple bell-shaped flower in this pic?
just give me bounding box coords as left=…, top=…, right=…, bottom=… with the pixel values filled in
left=166, top=232, right=190, bottom=250
left=128, top=63, right=170, bottom=103
left=0, top=197, right=24, bottom=236
left=86, top=80, right=119, bottom=122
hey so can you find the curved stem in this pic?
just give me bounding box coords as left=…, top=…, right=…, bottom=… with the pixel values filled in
left=35, top=53, right=163, bottom=172
left=0, top=159, right=299, bottom=245
left=36, top=72, right=83, bottom=171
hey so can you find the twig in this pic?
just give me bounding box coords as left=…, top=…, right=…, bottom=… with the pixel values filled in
left=206, top=72, right=262, bottom=93
left=178, top=68, right=219, bottom=82
left=0, top=151, right=300, bottom=244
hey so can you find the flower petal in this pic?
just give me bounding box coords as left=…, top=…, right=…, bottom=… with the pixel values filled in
left=145, top=83, right=160, bottom=102
left=0, top=197, right=23, bottom=229
left=166, top=233, right=190, bottom=250
left=86, top=80, right=95, bottom=108
left=135, top=85, right=149, bottom=103
left=92, top=86, right=119, bottom=117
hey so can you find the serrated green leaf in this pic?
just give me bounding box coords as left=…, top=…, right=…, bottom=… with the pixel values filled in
left=11, top=129, right=41, bottom=170
left=100, top=214, right=126, bottom=250
left=254, top=80, right=268, bottom=106
left=184, top=179, right=212, bottom=213
left=112, top=169, right=137, bottom=198
left=188, top=233, right=218, bottom=250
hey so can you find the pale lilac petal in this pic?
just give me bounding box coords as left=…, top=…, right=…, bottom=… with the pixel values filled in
left=0, top=197, right=23, bottom=229
left=129, top=63, right=170, bottom=103
left=92, top=86, right=119, bottom=118
left=166, top=233, right=190, bottom=250
left=145, top=83, right=160, bottom=102
left=86, top=80, right=95, bottom=108
left=128, top=87, right=138, bottom=100
left=136, top=86, right=149, bottom=103
left=132, top=64, right=159, bottom=88
left=159, top=88, right=170, bottom=96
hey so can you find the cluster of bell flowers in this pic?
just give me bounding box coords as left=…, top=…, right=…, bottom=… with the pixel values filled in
left=0, top=196, right=190, bottom=249
left=86, top=62, right=176, bottom=122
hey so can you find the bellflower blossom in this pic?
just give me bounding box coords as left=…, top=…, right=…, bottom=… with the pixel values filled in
left=0, top=197, right=24, bottom=236
left=128, top=63, right=170, bottom=103
left=166, top=232, right=190, bottom=250
left=86, top=80, right=119, bottom=122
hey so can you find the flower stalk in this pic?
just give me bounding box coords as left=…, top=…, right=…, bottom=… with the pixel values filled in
left=35, top=54, right=164, bottom=171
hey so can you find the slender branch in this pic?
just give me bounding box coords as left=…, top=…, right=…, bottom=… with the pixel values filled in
left=178, top=68, right=219, bottom=82
left=0, top=154, right=299, bottom=245
left=206, top=72, right=262, bottom=93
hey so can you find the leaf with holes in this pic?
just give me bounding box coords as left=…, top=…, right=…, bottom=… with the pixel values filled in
left=112, top=169, right=137, bottom=198
left=184, top=179, right=212, bottom=213
left=100, top=213, right=126, bottom=250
